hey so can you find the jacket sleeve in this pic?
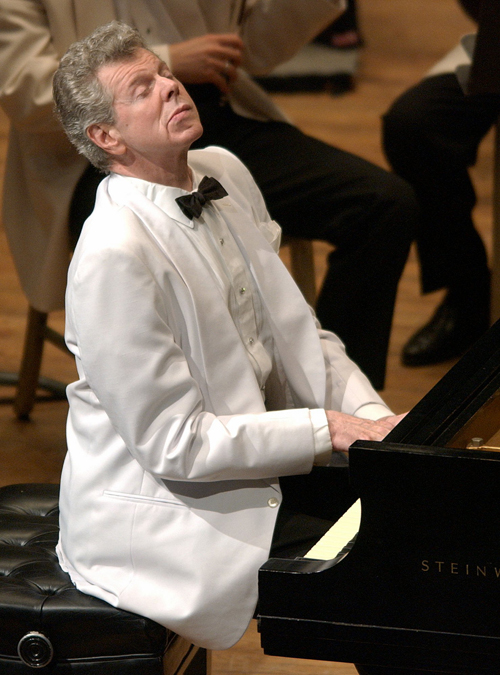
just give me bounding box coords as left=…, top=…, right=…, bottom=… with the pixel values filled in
left=239, top=0, right=346, bottom=75
left=0, top=0, right=65, bottom=133
left=315, top=320, right=391, bottom=415
left=67, top=215, right=317, bottom=483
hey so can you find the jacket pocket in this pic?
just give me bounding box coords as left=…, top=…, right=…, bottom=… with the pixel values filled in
left=103, top=490, right=188, bottom=508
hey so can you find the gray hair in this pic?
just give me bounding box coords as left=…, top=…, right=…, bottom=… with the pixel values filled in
left=53, top=21, right=148, bottom=173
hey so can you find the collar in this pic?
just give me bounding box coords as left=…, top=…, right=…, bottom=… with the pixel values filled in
left=116, top=172, right=202, bottom=229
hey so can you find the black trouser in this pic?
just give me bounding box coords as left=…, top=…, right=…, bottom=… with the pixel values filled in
left=383, top=72, right=500, bottom=296
left=71, top=85, right=415, bottom=389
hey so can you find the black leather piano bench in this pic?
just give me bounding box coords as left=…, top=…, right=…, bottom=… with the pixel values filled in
left=0, top=483, right=210, bottom=675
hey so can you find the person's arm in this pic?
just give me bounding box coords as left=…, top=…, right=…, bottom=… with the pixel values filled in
left=239, top=0, right=346, bottom=75
left=0, top=0, right=64, bottom=133
left=310, top=407, right=405, bottom=466
left=325, top=409, right=405, bottom=453
left=68, top=214, right=321, bottom=484
left=164, top=0, right=346, bottom=90
left=168, top=34, right=245, bottom=95
left=70, top=231, right=404, bottom=481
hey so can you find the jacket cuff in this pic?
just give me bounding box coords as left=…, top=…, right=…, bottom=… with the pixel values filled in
left=310, top=408, right=332, bottom=466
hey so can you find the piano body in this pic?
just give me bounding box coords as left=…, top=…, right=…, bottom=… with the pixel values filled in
left=258, top=318, right=500, bottom=674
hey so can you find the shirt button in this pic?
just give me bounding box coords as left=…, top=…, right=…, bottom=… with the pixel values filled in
left=239, top=287, right=246, bottom=295
left=248, top=337, right=254, bottom=345
left=219, top=238, right=224, bottom=245
left=268, top=497, right=279, bottom=508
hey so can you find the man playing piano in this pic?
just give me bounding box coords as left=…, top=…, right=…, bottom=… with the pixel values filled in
left=53, top=22, right=404, bottom=666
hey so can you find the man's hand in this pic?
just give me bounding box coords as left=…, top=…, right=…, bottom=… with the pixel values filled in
left=326, top=411, right=407, bottom=454
left=169, top=34, right=244, bottom=94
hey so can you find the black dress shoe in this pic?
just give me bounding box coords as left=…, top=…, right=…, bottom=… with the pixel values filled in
left=402, top=292, right=490, bottom=367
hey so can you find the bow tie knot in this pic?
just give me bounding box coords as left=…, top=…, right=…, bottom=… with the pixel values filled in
left=175, top=176, right=228, bottom=219
left=192, top=190, right=207, bottom=207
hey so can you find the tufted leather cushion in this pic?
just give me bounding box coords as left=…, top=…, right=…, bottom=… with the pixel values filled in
left=0, top=483, right=168, bottom=673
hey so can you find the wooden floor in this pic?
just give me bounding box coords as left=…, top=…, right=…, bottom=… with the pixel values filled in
left=0, top=1, right=492, bottom=673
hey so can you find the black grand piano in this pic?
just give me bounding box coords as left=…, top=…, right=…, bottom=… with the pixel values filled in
left=258, top=318, right=500, bottom=674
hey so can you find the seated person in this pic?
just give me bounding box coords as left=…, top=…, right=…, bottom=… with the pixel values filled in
left=382, top=0, right=495, bottom=367
left=53, top=21, right=404, bottom=661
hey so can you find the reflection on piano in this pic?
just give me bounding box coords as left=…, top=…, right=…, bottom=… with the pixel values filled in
left=258, top=319, right=500, bottom=674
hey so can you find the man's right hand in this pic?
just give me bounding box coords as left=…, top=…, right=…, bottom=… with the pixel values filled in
left=326, top=411, right=406, bottom=454
left=169, top=34, right=244, bottom=94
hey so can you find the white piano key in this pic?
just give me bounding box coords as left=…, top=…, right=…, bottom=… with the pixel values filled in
left=304, top=499, right=361, bottom=561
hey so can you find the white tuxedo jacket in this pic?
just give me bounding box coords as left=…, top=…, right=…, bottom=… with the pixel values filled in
left=57, top=147, right=386, bottom=650
left=0, top=0, right=344, bottom=312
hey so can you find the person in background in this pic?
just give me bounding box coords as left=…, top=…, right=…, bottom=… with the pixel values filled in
left=0, top=0, right=416, bottom=391
left=382, top=0, right=496, bottom=367
left=53, top=20, right=404, bottom=661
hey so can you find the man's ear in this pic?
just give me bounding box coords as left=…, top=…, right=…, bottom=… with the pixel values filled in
left=87, top=123, right=126, bottom=157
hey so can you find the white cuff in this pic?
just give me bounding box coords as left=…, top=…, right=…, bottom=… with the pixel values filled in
left=310, top=408, right=332, bottom=466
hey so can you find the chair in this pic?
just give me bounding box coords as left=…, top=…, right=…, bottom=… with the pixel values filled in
left=0, top=482, right=210, bottom=674
left=282, top=236, right=317, bottom=306
left=0, top=307, right=68, bottom=420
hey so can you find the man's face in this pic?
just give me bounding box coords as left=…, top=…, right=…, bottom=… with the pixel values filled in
left=97, top=48, right=202, bottom=165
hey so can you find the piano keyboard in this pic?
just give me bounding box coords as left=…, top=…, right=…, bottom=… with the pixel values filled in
left=304, top=499, right=361, bottom=561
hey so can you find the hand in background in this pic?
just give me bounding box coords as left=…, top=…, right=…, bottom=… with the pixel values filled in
left=169, top=34, right=244, bottom=93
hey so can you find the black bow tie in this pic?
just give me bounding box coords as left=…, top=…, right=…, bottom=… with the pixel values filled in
left=175, top=176, right=228, bottom=219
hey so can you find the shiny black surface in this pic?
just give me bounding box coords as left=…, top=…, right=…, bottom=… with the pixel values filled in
left=259, top=320, right=500, bottom=674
